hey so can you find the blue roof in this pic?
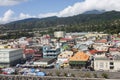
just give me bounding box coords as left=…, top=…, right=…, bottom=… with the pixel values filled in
left=31, top=68, right=35, bottom=73
left=36, top=72, right=46, bottom=76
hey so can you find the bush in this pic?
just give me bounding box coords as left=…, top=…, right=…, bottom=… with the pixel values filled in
left=84, top=72, right=91, bottom=78
left=63, top=72, right=67, bottom=77
left=47, top=72, right=53, bottom=76
left=56, top=71, right=60, bottom=76
left=71, top=73, right=75, bottom=77
left=101, top=73, right=109, bottom=79
left=93, top=73, right=98, bottom=78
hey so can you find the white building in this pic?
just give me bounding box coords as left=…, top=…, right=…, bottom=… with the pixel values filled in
left=0, top=48, right=23, bottom=67
left=33, top=58, right=55, bottom=68
left=57, top=51, right=73, bottom=64
left=94, top=56, right=120, bottom=72
left=54, top=31, right=65, bottom=38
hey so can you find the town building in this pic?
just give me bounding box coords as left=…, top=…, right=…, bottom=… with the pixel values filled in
left=33, top=58, right=55, bottom=68
left=94, top=55, right=120, bottom=71
left=56, top=51, right=73, bottom=67
left=85, top=32, right=108, bottom=39
left=54, top=31, right=65, bottom=38
left=42, top=45, right=61, bottom=58
left=0, top=48, right=23, bottom=67
left=0, top=44, right=12, bottom=49
left=69, top=51, right=90, bottom=69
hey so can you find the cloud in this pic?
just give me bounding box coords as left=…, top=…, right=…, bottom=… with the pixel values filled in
left=38, top=13, right=57, bottom=18
left=0, top=0, right=27, bottom=6
left=19, top=13, right=36, bottom=19
left=1, top=0, right=120, bottom=24
left=58, top=0, right=120, bottom=17
left=37, top=0, right=120, bottom=17
left=0, top=9, right=14, bottom=23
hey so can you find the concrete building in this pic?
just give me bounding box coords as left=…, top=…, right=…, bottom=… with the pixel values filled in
left=56, top=51, right=73, bottom=67
left=0, top=44, right=12, bottom=49
left=0, top=48, right=23, bottom=67
left=94, top=55, right=120, bottom=71
left=85, top=33, right=108, bottom=38
left=54, top=31, right=65, bottom=38
left=69, top=51, right=90, bottom=68
left=34, top=58, right=55, bottom=68
left=43, top=45, right=61, bottom=58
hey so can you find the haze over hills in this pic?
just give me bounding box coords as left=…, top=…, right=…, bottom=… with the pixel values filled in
left=1, top=10, right=120, bottom=34
left=83, top=10, right=105, bottom=14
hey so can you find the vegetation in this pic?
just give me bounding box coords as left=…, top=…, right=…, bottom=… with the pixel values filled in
left=93, top=73, right=98, bottom=78
left=101, top=73, right=109, bottom=79
left=71, top=73, right=75, bottom=77
left=0, top=11, right=120, bottom=34
left=56, top=70, right=61, bottom=76
left=63, top=72, right=68, bottom=77
left=0, top=31, right=34, bottom=39
left=84, top=72, right=91, bottom=78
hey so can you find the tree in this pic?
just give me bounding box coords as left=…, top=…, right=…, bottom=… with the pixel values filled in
left=93, top=73, right=98, bottom=78
left=101, top=73, right=109, bottom=79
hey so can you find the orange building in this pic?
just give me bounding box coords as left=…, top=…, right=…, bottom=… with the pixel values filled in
left=69, top=51, right=89, bottom=68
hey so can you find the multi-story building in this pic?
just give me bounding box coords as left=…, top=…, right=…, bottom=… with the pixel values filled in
left=0, top=48, right=23, bottom=67
left=43, top=45, right=61, bottom=58
left=69, top=51, right=90, bottom=68
left=94, top=55, right=120, bottom=71
left=56, top=51, right=73, bottom=67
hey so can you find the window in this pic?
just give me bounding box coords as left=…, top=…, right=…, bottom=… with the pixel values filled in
left=110, top=66, right=114, bottom=69
left=100, top=62, right=104, bottom=68
left=110, top=62, right=114, bottom=65
left=106, top=62, right=108, bottom=68
left=110, top=58, right=113, bottom=60
left=96, top=62, right=98, bottom=68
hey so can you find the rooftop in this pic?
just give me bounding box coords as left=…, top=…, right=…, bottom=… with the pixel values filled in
left=0, top=48, right=22, bottom=52
left=69, top=51, right=89, bottom=61
left=95, top=39, right=107, bottom=43
left=34, top=58, right=55, bottom=62
left=95, top=55, right=120, bottom=60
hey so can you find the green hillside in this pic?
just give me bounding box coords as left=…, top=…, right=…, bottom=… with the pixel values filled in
left=2, top=11, right=120, bottom=34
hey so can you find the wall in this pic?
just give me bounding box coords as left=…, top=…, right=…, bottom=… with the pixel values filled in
left=94, top=59, right=120, bottom=71
left=94, top=60, right=109, bottom=71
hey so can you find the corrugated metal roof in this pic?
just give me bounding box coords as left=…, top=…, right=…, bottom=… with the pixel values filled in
left=69, top=51, right=89, bottom=61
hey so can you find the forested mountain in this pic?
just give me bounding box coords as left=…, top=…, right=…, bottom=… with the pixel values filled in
left=2, top=11, right=120, bottom=34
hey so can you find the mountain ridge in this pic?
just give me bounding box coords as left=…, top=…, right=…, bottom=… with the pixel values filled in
left=1, top=10, right=120, bottom=34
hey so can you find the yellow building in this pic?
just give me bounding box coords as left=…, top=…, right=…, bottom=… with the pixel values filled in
left=0, top=44, right=12, bottom=49
left=85, top=33, right=108, bottom=38
left=57, top=51, right=73, bottom=67
left=69, top=51, right=89, bottom=68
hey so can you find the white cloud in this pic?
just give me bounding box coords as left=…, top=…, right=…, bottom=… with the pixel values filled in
left=1, top=0, right=120, bottom=24
left=38, top=13, right=57, bottom=18
left=37, top=0, right=120, bottom=17
left=0, top=10, right=36, bottom=24
left=58, top=0, right=120, bottom=17
left=0, top=9, right=14, bottom=23
left=0, top=0, right=27, bottom=6
left=19, top=13, right=35, bottom=19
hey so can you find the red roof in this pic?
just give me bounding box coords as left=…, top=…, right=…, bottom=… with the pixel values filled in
left=89, top=49, right=98, bottom=54
left=96, top=39, right=107, bottom=43
left=34, top=54, right=42, bottom=57
left=60, top=38, right=72, bottom=41
left=45, top=35, right=50, bottom=38
left=109, top=48, right=118, bottom=51
left=24, top=49, right=35, bottom=54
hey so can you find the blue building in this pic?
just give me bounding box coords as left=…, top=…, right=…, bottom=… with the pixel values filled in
left=43, top=45, right=61, bottom=58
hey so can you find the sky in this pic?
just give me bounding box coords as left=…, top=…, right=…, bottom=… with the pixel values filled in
left=0, top=0, right=120, bottom=24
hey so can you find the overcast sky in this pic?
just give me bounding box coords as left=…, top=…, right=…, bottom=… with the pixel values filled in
left=0, top=0, right=120, bottom=24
